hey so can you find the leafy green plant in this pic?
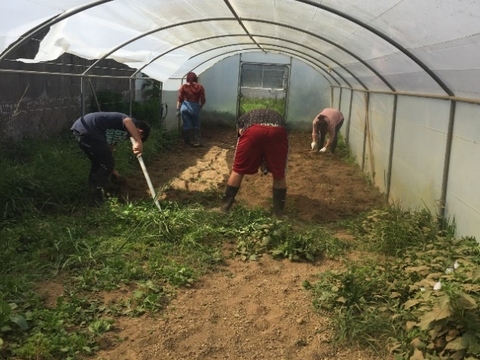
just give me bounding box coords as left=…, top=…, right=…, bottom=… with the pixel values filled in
left=0, top=300, right=29, bottom=347
left=3, top=110, right=479, bottom=360
left=306, top=207, right=480, bottom=359
left=352, top=207, right=440, bottom=256
left=233, top=212, right=347, bottom=262
left=141, top=79, right=161, bottom=99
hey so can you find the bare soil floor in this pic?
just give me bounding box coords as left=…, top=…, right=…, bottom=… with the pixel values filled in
left=93, top=126, right=389, bottom=360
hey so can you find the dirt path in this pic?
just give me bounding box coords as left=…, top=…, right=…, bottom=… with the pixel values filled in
left=96, top=126, right=388, bottom=360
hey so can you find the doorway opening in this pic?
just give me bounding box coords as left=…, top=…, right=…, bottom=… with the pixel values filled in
left=237, top=62, right=290, bottom=119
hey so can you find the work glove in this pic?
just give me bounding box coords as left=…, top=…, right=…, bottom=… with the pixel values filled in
left=319, top=147, right=327, bottom=153
left=311, top=142, right=317, bottom=151
left=176, top=109, right=180, bottom=117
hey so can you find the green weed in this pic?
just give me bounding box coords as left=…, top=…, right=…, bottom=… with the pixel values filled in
left=3, top=104, right=479, bottom=360
left=305, top=207, right=480, bottom=359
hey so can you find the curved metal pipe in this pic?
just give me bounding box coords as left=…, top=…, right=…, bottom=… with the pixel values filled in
left=184, top=39, right=344, bottom=87
left=256, top=43, right=345, bottom=86
left=255, top=35, right=367, bottom=89
left=82, top=18, right=233, bottom=75
left=2, top=2, right=447, bottom=96
left=223, top=0, right=262, bottom=49
left=186, top=35, right=363, bottom=89
left=78, top=17, right=388, bottom=89
left=0, top=0, right=113, bottom=61
left=294, top=0, right=454, bottom=96
left=130, top=37, right=343, bottom=86
left=245, top=19, right=395, bottom=91
left=186, top=48, right=333, bottom=86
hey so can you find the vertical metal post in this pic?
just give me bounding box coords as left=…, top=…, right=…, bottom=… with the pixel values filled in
left=284, top=56, right=293, bottom=120
left=361, top=92, right=370, bottom=171
left=81, top=77, right=85, bottom=115
left=438, top=100, right=457, bottom=229
left=338, top=87, right=343, bottom=110
left=129, top=77, right=134, bottom=116
left=386, top=94, right=398, bottom=203
left=236, top=53, right=243, bottom=120
left=345, top=89, right=354, bottom=144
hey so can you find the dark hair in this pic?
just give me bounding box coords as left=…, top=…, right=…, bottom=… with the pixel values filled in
left=136, top=120, right=151, bottom=142
left=186, top=71, right=198, bottom=83
left=318, top=115, right=328, bottom=133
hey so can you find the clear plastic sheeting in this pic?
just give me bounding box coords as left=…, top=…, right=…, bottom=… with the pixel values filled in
left=2, top=0, right=480, bottom=99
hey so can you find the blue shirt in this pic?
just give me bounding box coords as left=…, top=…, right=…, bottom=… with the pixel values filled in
left=71, top=112, right=137, bottom=146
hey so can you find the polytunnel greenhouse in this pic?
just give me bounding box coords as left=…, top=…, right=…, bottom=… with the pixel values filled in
left=0, top=0, right=480, bottom=360
left=0, top=0, right=480, bottom=242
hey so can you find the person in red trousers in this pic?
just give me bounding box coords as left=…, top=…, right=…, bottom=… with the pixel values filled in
left=220, top=108, right=289, bottom=217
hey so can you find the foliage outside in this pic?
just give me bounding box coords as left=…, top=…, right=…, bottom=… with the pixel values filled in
left=239, top=97, right=286, bottom=117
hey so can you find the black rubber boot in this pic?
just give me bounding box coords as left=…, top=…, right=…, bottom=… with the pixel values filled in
left=192, top=129, right=202, bottom=147
left=272, top=188, right=287, bottom=217
left=88, top=173, right=105, bottom=206
left=182, top=130, right=193, bottom=146
left=89, top=187, right=105, bottom=207
left=220, top=185, right=239, bottom=213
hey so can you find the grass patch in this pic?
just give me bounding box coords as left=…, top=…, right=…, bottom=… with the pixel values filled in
left=305, top=207, right=480, bottom=359
left=0, top=128, right=344, bottom=359
left=2, top=114, right=479, bottom=360
left=0, top=198, right=342, bottom=359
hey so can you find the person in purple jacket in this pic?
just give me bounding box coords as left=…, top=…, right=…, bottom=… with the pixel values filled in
left=71, top=112, right=151, bottom=206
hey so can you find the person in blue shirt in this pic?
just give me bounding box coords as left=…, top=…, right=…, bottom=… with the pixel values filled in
left=71, top=112, right=151, bottom=206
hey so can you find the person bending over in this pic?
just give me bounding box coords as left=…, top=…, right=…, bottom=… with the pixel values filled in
left=220, top=108, right=289, bottom=217
left=71, top=112, right=150, bottom=206
left=311, top=108, right=344, bottom=154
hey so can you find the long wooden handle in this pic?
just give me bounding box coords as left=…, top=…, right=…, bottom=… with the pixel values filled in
left=130, top=138, right=162, bottom=211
